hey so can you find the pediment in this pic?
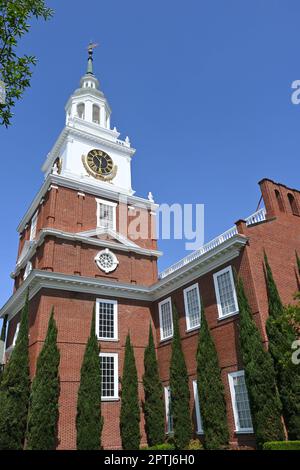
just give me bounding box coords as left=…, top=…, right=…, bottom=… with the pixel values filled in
left=76, top=227, right=139, bottom=249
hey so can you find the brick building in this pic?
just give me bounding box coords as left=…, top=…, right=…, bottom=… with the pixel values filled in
left=1, top=48, right=300, bottom=450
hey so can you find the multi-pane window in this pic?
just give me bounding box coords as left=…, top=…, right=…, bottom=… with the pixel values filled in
left=164, top=386, right=173, bottom=434
left=193, top=380, right=204, bottom=434
left=213, top=266, right=239, bottom=318
left=96, top=198, right=117, bottom=230
left=100, top=353, right=118, bottom=400
left=184, top=284, right=201, bottom=331
left=158, top=298, right=173, bottom=341
left=29, top=211, right=38, bottom=241
left=228, top=371, right=253, bottom=433
left=96, top=299, right=118, bottom=341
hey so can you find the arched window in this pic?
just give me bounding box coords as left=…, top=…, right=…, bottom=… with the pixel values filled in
left=93, top=104, right=100, bottom=124
left=77, top=103, right=85, bottom=119
left=288, top=193, right=299, bottom=216
left=275, top=189, right=284, bottom=212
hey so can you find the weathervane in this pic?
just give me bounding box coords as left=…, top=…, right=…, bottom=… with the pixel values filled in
left=86, top=42, right=98, bottom=75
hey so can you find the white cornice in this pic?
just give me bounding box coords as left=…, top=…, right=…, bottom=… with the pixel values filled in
left=2, top=236, right=247, bottom=321
left=12, top=227, right=163, bottom=277
left=42, top=125, right=135, bottom=174
left=17, top=174, right=159, bottom=234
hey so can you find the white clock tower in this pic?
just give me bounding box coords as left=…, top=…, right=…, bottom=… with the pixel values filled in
left=42, top=44, right=135, bottom=195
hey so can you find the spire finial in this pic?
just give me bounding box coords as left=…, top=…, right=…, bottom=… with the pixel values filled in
left=86, top=42, right=98, bottom=75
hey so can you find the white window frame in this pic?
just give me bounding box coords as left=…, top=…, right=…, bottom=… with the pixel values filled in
left=228, top=370, right=253, bottom=434
left=183, top=283, right=201, bottom=331
left=23, top=261, right=32, bottom=281
left=164, top=386, right=173, bottom=435
left=29, top=211, right=38, bottom=241
left=100, top=352, right=119, bottom=401
left=96, top=198, right=117, bottom=231
left=158, top=297, right=173, bottom=341
left=96, top=299, right=118, bottom=341
left=12, top=322, right=20, bottom=347
left=193, top=380, right=204, bottom=434
left=213, top=266, right=239, bottom=319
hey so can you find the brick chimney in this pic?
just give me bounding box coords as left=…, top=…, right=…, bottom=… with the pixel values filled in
left=259, top=178, right=300, bottom=218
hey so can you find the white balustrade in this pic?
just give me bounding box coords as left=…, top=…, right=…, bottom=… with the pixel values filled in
left=158, top=207, right=266, bottom=280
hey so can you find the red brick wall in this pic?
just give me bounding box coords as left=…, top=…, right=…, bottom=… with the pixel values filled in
left=6, top=179, right=300, bottom=450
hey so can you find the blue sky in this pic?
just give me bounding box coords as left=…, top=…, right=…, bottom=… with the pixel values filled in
left=1, top=0, right=300, bottom=308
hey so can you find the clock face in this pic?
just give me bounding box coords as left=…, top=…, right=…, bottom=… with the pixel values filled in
left=86, top=149, right=114, bottom=177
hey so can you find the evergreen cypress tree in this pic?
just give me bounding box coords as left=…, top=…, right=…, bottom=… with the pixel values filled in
left=236, top=275, right=285, bottom=447
left=120, top=334, right=140, bottom=449
left=76, top=308, right=103, bottom=449
left=169, top=304, right=192, bottom=449
left=0, top=315, right=8, bottom=383
left=197, top=303, right=229, bottom=449
left=26, top=309, right=60, bottom=450
left=143, top=324, right=165, bottom=446
left=0, top=293, right=30, bottom=449
left=296, top=251, right=300, bottom=276
left=265, top=253, right=300, bottom=440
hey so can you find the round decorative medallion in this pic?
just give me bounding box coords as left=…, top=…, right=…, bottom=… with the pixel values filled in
left=95, top=248, right=119, bottom=274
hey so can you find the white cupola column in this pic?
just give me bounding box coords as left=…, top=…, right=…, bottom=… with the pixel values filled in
left=100, top=106, right=106, bottom=127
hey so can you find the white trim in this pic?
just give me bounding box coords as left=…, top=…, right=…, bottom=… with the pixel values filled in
left=12, top=227, right=162, bottom=277
left=100, top=352, right=119, bottom=401
left=12, top=322, right=20, bottom=347
left=96, top=197, right=117, bottom=231
left=29, top=211, right=38, bottom=241
left=158, top=297, right=173, bottom=341
left=153, top=237, right=247, bottom=301
left=193, top=380, right=204, bottom=434
left=23, top=261, right=32, bottom=281
left=183, top=283, right=201, bottom=331
left=96, top=298, right=118, bottom=341
left=228, top=370, right=254, bottom=434
left=213, top=266, right=239, bottom=319
left=164, top=386, right=173, bottom=435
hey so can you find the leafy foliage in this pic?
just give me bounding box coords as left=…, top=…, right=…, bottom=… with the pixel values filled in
left=26, top=309, right=60, bottom=450
left=0, top=293, right=30, bottom=449
left=142, top=325, right=165, bottom=447
left=76, top=308, right=103, bottom=450
left=0, top=0, right=53, bottom=126
left=197, top=303, right=229, bottom=449
left=265, top=254, right=300, bottom=440
left=263, top=440, right=300, bottom=450
left=120, top=334, right=140, bottom=450
left=236, top=275, right=285, bottom=447
left=169, top=304, right=192, bottom=449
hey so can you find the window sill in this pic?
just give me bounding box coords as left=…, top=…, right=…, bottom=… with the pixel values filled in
left=98, top=337, right=119, bottom=342
left=234, top=429, right=254, bottom=435
left=218, top=311, right=239, bottom=322
left=101, top=397, right=120, bottom=402
left=186, top=325, right=200, bottom=334
left=160, top=335, right=173, bottom=343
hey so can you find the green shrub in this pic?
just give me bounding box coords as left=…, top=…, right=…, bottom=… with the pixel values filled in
left=263, top=441, right=300, bottom=450
left=185, top=439, right=203, bottom=450
left=141, top=442, right=175, bottom=450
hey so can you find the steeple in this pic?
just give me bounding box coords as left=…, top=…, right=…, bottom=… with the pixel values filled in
left=65, top=43, right=112, bottom=129
left=86, top=42, right=98, bottom=75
